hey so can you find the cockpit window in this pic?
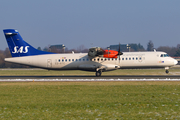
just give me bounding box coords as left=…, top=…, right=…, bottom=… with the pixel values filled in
left=166, top=54, right=169, bottom=57
left=160, top=54, right=169, bottom=57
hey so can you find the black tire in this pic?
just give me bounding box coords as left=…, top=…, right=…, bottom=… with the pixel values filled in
left=165, top=70, right=169, bottom=74
left=96, top=70, right=102, bottom=77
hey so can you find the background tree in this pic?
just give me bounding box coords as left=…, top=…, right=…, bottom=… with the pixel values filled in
left=43, top=47, right=50, bottom=52
left=174, top=50, right=180, bottom=57
left=37, top=47, right=42, bottom=51
left=0, top=50, right=5, bottom=67
left=157, top=46, right=177, bottom=57
left=76, top=45, right=86, bottom=53
left=129, top=43, right=145, bottom=51
left=174, top=44, right=180, bottom=57
left=147, top=40, right=154, bottom=51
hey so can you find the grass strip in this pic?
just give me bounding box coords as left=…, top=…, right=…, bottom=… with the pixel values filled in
left=0, top=82, right=180, bottom=119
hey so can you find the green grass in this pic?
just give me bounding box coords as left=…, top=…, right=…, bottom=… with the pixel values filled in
left=0, top=82, right=180, bottom=119
left=1, top=68, right=180, bottom=76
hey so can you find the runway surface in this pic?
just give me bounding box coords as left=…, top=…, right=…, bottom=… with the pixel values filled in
left=1, top=75, right=180, bottom=81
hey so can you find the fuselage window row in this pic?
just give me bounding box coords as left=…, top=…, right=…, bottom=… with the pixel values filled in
left=57, top=57, right=142, bottom=62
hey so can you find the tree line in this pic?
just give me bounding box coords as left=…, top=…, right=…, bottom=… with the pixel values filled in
left=147, top=40, right=180, bottom=57
left=1, top=40, right=180, bottom=68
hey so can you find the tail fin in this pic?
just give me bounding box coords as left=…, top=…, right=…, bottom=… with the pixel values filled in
left=3, top=29, right=54, bottom=57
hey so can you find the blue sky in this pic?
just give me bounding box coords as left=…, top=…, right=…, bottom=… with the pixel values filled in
left=0, top=0, right=180, bottom=50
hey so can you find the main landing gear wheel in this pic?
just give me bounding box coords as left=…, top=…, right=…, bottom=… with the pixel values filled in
left=96, top=70, right=102, bottom=77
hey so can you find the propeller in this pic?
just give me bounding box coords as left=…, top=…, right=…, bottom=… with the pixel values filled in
left=107, top=47, right=110, bottom=58
left=117, top=43, right=123, bottom=63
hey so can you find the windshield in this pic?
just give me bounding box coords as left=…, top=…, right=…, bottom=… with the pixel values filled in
left=160, top=54, right=169, bottom=57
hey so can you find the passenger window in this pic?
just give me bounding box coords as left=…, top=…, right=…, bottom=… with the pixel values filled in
left=65, top=59, right=67, bottom=62
left=79, top=59, right=81, bottom=61
left=108, top=58, right=110, bottom=61
left=126, top=58, right=128, bottom=60
left=69, top=59, right=71, bottom=62
left=104, top=58, right=107, bottom=61
left=59, top=59, right=60, bottom=62
left=112, top=58, right=114, bottom=61
left=160, top=54, right=163, bottom=57
left=86, top=59, right=89, bottom=61
left=132, top=58, right=134, bottom=60
left=83, top=59, right=85, bottom=61
left=115, top=58, right=117, bottom=61
left=129, top=58, right=131, bottom=60
left=76, top=59, right=78, bottom=61
left=101, top=58, right=103, bottom=61
left=62, top=59, right=64, bottom=62
left=97, top=58, right=99, bottom=61
left=72, top=59, right=74, bottom=61
left=136, top=57, right=138, bottom=60
left=122, top=58, right=124, bottom=60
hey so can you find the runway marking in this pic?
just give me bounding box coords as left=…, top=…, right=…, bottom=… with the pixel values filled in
left=1, top=78, right=180, bottom=82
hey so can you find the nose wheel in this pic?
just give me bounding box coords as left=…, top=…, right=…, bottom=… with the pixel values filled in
left=165, top=67, right=169, bottom=74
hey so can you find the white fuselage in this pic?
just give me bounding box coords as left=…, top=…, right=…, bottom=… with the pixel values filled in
left=5, top=51, right=177, bottom=71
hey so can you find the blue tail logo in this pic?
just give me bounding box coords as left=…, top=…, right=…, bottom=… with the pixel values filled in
left=3, top=29, right=54, bottom=57
left=12, top=46, right=29, bottom=53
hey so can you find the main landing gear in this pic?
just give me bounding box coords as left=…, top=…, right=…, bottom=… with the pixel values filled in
left=96, top=70, right=102, bottom=77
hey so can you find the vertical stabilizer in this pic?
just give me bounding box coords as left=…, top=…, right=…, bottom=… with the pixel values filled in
left=3, top=29, right=54, bottom=57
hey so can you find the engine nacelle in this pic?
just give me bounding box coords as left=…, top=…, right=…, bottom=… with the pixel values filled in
left=103, top=50, right=118, bottom=58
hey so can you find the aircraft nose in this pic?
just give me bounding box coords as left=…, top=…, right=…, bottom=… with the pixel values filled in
left=174, top=59, right=178, bottom=65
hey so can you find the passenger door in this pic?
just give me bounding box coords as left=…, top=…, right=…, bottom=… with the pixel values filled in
left=47, top=59, right=52, bottom=68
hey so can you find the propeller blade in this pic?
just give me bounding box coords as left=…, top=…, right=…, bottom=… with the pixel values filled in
left=119, top=43, right=120, bottom=63
left=118, top=43, right=120, bottom=53
left=118, top=43, right=123, bottom=63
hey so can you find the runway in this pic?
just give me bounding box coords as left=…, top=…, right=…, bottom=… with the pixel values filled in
left=1, top=75, right=180, bottom=81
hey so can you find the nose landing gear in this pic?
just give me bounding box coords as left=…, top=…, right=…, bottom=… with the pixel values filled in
left=165, top=70, right=169, bottom=74
left=165, top=67, right=169, bottom=74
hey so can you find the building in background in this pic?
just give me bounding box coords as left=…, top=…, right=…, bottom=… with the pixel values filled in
left=108, top=43, right=145, bottom=52
left=49, top=44, right=66, bottom=53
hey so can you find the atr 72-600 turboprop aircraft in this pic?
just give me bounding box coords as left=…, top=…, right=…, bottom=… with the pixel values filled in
left=3, top=29, right=178, bottom=76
